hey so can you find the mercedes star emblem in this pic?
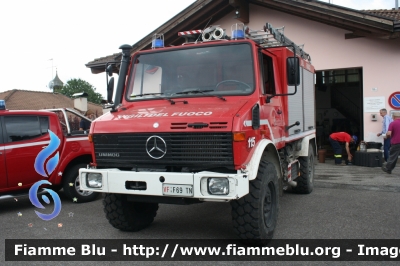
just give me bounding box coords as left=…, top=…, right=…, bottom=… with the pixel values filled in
left=146, top=136, right=167, bottom=159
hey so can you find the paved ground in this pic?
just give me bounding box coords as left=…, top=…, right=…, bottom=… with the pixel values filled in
left=1, top=158, right=399, bottom=266
left=314, top=158, right=399, bottom=192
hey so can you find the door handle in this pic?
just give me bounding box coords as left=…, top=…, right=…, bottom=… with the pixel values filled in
left=42, top=146, right=47, bottom=149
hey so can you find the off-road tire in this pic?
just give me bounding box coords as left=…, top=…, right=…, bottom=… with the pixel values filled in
left=292, top=144, right=315, bottom=194
left=62, top=163, right=99, bottom=203
left=231, top=160, right=279, bottom=242
left=103, top=193, right=159, bottom=232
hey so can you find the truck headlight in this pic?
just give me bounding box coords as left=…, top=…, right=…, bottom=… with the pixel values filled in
left=86, top=173, right=103, bottom=188
left=208, top=178, right=229, bottom=195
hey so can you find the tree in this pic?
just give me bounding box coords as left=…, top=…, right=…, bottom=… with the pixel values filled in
left=55, top=78, right=103, bottom=104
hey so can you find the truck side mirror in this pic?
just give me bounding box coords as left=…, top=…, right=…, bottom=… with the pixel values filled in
left=107, top=77, right=114, bottom=103
left=287, top=57, right=300, bottom=86
left=106, top=64, right=114, bottom=77
left=106, top=63, right=115, bottom=104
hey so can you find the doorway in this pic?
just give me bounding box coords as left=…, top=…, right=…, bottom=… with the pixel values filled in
left=315, top=67, right=363, bottom=154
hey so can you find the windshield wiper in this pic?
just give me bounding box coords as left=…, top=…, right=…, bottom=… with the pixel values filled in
left=130, top=92, right=176, bottom=104
left=175, top=89, right=214, bottom=95
left=132, top=92, right=167, bottom=97
left=174, top=89, right=226, bottom=101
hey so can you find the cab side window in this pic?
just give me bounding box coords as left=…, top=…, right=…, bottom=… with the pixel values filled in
left=261, top=53, right=275, bottom=95
left=4, top=116, right=48, bottom=143
left=39, top=116, right=49, bottom=134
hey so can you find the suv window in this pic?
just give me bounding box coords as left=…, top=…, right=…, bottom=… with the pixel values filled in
left=4, top=116, right=49, bottom=142
left=39, top=116, right=49, bottom=134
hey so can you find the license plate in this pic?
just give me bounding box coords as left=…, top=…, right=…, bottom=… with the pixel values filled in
left=162, top=184, right=193, bottom=196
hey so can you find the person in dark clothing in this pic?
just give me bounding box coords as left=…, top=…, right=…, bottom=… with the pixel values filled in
left=329, top=132, right=357, bottom=165
left=79, top=109, right=95, bottom=131
left=382, top=112, right=400, bottom=174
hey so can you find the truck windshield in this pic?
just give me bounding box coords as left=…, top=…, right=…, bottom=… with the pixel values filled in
left=126, top=43, right=254, bottom=101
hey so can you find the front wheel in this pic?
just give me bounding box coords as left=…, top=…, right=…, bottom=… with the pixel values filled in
left=62, top=163, right=99, bottom=203
left=103, top=193, right=159, bottom=232
left=231, top=160, right=279, bottom=242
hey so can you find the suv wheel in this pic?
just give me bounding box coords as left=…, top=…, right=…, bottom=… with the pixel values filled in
left=62, top=163, right=98, bottom=203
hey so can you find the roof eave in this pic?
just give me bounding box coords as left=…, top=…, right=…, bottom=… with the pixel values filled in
left=86, top=0, right=232, bottom=73
left=86, top=0, right=399, bottom=73
left=249, top=0, right=396, bottom=38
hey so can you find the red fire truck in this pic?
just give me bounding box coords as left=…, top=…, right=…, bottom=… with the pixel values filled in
left=80, top=23, right=316, bottom=241
left=0, top=106, right=98, bottom=203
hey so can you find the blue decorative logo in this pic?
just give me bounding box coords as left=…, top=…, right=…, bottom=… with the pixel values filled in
left=30, top=129, right=62, bottom=221
left=34, top=130, right=60, bottom=178
left=29, top=180, right=62, bottom=221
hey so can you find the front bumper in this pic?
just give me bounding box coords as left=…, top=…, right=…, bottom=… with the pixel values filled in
left=79, top=168, right=249, bottom=201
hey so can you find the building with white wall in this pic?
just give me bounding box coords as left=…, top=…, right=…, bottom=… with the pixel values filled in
left=86, top=0, right=400, bottom=148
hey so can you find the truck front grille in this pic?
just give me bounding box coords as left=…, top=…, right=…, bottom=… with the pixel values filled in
left=93, top=133, right=233, bottom=168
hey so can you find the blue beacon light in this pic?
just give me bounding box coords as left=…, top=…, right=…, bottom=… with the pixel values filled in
left=232, top=29, right=244, bottom=39
left=0, top=100, right=5, bottom=110
left=231, top=23, right=245, bottom=40
left=152, top=34, right=164, bottom=49
left=152, top=39, right=164, bottom=48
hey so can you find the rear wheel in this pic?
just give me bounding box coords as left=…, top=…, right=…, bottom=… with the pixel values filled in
left=103, top=193, right=159, bottom=231
left=293, top=143, right=315, bottom=194
left=231, top=160, right=279, bottom=242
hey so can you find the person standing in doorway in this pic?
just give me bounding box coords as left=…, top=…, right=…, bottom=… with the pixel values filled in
left=377, top=108, right=393, bottom=162
left=382, top=112, right=400, bottom=174
left=329, top=132, right=357, bottom=165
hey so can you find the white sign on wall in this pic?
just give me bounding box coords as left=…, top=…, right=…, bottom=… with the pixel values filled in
left=364, top=96, right=385, bottom=113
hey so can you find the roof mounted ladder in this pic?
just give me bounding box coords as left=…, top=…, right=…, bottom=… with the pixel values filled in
left=246, top=22, right=311, bottom=62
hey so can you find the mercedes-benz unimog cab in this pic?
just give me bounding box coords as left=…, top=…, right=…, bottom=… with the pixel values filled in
left=80, top=23, right=316, bottom=242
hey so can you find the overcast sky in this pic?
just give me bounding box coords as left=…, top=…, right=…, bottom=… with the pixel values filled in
left=0, top=0, right=397, bottom=100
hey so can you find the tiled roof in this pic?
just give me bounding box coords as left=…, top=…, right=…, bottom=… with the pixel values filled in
left=363, top=9, right=400, bottom=21
left=0, top=89, right=103, bottom=116
left=85, top=53, right=122, bottom=72
left=86, top=2, right=399, bottom=72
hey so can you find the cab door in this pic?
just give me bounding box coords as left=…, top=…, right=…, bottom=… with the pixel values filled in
left=0, top=117, right=7, bottom=190
left=3, top=115, right=50, bottom=190
left=259, top=51, right=285, bottom=147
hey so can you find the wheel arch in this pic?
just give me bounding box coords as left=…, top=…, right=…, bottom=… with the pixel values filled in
left=246, top=139, right=282, bottom=182
left=294, top=134, right=316, bottom=158
left=56, top=155, right=92, bottom=184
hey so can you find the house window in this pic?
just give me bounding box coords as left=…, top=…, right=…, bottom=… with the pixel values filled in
left=321, top=69, right=359, bottom=85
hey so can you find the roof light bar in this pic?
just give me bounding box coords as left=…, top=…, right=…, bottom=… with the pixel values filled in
left=178, top=30, right=202, bottom=36
left=178, top=30, right=203, bottom=43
